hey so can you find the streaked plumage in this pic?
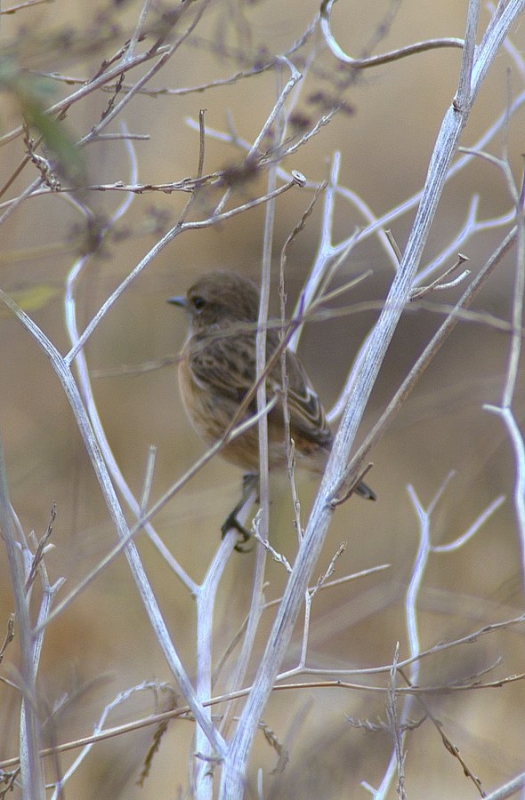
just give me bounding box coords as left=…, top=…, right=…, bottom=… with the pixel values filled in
left=169, top=271, right=375, bottom=500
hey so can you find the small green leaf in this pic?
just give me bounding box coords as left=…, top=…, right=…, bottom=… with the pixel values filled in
left=1, top=284, right=61, bottom=316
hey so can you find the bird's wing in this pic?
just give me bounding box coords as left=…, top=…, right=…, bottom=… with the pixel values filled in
left=189, top=327, right=332, bottom=447
left=268, top=346, right=332, bottom=448
left=188, top=331, right=257, bottom=402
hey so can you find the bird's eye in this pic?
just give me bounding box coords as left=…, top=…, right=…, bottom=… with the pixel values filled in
left=192, top=296, right=206, bottom=312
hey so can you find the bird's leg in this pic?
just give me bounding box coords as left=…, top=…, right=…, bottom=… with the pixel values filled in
left=221, top=473, right=258, bottom=552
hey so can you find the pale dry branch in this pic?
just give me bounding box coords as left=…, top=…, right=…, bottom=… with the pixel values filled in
left=320, top=0, right=464, bottom=68
left=220, top=4, right=525, bottom=798
left=2, top=1, right=525, bottom=798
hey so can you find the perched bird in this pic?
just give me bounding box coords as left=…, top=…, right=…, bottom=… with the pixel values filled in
left=169, top=270, right=375, bottom=537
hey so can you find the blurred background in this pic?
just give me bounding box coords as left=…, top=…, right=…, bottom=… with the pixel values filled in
left=1, top=0, right=525, bottom=797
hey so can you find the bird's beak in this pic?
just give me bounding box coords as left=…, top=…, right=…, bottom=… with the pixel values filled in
left=167, top=295, right=187, bottom=308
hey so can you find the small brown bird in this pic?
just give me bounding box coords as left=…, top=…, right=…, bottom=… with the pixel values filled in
left=169, top=271, right=375, bottom=534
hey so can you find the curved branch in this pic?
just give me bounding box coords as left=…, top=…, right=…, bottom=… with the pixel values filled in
left=320, top=0, right=464, bottom=68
